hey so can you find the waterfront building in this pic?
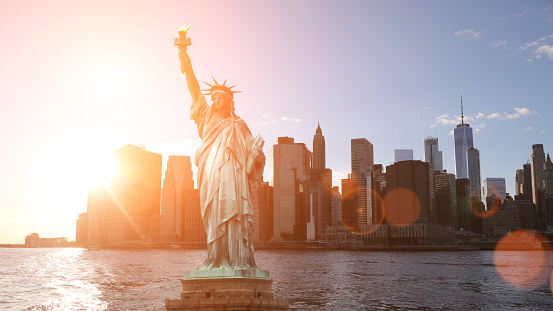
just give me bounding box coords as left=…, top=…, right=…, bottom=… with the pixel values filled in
left=531, top=144, right=545, bottom=205
left=160, top=155, right=194, bottom=241
left=251, top=181, right=273, bottom=242
left=181, top=189, right=206, bottom=243
left=271, top=137, right=312, bottom=241
left=25, top=233, right=68, bottom=247
left=456, top=178, right=471, bottom=231
left=482, top=195, right=520, bottom=235
left=87, top=145, right=162, bottom=245
left=394, top=149, right=413, bottom=162
left=434, top=172, right=457, bottom=229
left=341, top=174, right=372, bottom=230
left=423, top=137, right=443, bottom=172
left=351, top=138, right=374, bottom=177
left=385, top=160, right=435, bottom=225
left=75, top=212, right=88, bottom=245
left=330, top=186, right=342, bottom=227
left=454, top=97, right=474, bottom=179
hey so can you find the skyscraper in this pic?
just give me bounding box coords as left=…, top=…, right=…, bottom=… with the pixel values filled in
left=454, top=97, right=474, bottom=179
left=251, top=181, right=273, bottom=242
left=160, top=155, right=194, bottom=241
left=394, top=149, right=413, bottom=162
left=351, top=138, right=374, bottom=177
left=522, top=162, right=533, bottom=201
left=545, top=154, right=553, bottom=195
left=271, top=137, right=312, bottom=241
left=423, top=137, right=443, bottom=172
left=516, top=169, right=525, bottom=196
left=341, top=174, right=372, bottom=230
left=88, top=145, right=162, bottom=245
left=181, top=189, right=206, bottom=243
left=531, top=144, right=546, bottom=205
left=313, top=122, right=325, bottom=171
left=467, top=147, right=482, bottom=201
left=434, top=172, right=457, bottom=229
left=386, top=160, right=435, bottom=225
left=484, top=178, right=507, bottom=208
left=311, top=123, right=332, bottom=239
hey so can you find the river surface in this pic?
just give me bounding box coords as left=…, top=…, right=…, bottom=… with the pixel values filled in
left=1, top=248, right=553, bottom=310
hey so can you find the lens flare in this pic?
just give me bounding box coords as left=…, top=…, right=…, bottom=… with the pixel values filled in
left=472, top=198, right=499, bottom=219
left=385, top=188, right=420, bottom=226
left=340, top=187, right=385, bottom=235
left=477, top=184, right=502, bottom=218
left=494, top=230, right=552, bottom=290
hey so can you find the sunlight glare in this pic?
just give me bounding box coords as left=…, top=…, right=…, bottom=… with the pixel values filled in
left=34, top=127, right=124, bottom=217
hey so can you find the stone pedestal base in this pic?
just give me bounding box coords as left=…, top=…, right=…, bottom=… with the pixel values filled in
left=166, top=268, right=288, bottom=311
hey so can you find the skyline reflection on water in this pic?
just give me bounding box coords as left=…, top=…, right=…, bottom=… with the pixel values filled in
left=1, top=248, right=553, bottom=310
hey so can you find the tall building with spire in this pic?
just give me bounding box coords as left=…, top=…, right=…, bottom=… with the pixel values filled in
left=454, top=96, right=474, bottom=179
left=313, top=122, right=325, bottom=171
left=311, top=122, right=332, bottom=239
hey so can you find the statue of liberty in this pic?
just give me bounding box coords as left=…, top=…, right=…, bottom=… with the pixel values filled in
left=175, top=26, right=265, bottom=270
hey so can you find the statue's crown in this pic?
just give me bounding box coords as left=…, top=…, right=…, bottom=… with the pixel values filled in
left=202, top=77, right=241, bottom=98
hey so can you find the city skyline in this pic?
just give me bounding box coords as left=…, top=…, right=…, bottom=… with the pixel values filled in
left=1, top=1, right=553, bottom=243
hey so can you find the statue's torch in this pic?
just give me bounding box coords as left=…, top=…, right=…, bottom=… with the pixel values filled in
left=174, top=25, right=192, bottom=73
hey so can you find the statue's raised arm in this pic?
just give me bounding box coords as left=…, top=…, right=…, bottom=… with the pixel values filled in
left=175, top=25, right=201, bottom=103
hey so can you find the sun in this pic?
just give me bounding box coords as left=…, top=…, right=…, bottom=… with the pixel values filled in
left=34, top=127, right=124, bottom=216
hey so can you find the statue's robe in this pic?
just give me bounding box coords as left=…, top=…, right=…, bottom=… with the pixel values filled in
left=191, top=95, right=264, bottom=269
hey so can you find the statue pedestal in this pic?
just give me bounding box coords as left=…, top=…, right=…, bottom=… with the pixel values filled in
left=166, top=268, right=289, bottom=310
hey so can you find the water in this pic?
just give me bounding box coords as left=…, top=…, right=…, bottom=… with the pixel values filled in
left=1, top=248, right=553, bottom=310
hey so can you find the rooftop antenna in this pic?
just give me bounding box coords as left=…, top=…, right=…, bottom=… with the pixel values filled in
left=461, top=94, right=464, bottom=126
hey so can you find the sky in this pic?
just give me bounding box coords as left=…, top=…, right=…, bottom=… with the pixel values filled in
left=1, top=0, right=552, bottom=244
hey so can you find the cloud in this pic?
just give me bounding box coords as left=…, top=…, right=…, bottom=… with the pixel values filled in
left=424, top=107, right=431, bottom=110
left=533, top=45, right=553, bottom=59
left=261, top=114, right=277, bottom=125
left=486, top=107, right=534, bottom=120
left=503, top=10, right=529, bottom=20
left=454, top=29, right=483, bottom=39
left=519, top=35, right=553, bottom=61
left=448, top=130, right=454, bottom=136
left=433, top=108, right=534, bottom=127
left=280, top=116, right=302, bottom=123
left=491, top=40, right=508, bottom=48
left=473, top=124, right=486, bottom=133
left=526, top=127, right=533, bottom=131
left=541, top=129, right=549, bottom=134
left=430, top=124, right=436, bottom=128
left=487, top=112, right=502, bottom=119
left=435, top=114, right=459, bottom=125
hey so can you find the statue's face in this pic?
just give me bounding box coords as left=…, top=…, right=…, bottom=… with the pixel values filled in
left=211, top=91, right=233, bottom=113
